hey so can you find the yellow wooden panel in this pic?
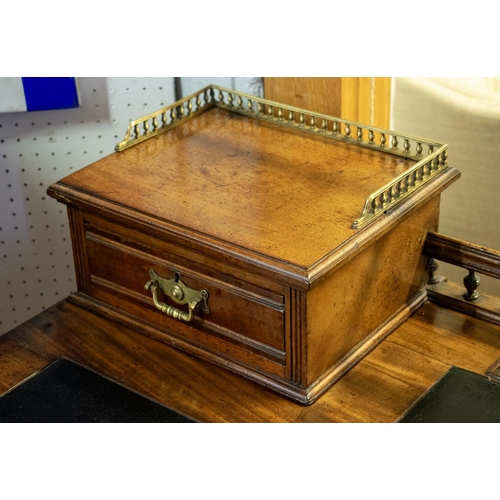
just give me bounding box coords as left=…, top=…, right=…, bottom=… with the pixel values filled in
left=264, top=77, right=391, bottom=129
left=341, top=77, right=391, bottom=128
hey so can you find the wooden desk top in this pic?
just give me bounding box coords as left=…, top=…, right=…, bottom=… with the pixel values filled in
left=2, top=297, right=500, bottom=422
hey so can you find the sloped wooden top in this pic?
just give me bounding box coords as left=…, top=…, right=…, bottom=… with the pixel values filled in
left=50, top=107, right=442, bottom=270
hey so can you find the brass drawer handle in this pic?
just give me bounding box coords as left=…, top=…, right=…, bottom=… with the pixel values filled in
left=145, top=269, right=210, bottom=322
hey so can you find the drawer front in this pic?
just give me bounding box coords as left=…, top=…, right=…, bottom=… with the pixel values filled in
left=85, top=229, right=287, bottom=377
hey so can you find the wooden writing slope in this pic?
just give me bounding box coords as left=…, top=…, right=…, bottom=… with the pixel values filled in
left=2, top=84, right=500, bottom=421
left=45, top=85, right=460, bottom=404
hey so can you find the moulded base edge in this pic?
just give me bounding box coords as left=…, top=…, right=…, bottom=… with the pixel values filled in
left=67, top=289, right=427, bottom=405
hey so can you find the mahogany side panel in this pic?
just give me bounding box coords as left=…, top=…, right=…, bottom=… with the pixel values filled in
left=306, top=196, right=440, bottom=385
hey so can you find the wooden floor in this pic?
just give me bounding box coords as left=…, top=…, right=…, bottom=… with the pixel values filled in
left=2, top=295, right=500, bottom=422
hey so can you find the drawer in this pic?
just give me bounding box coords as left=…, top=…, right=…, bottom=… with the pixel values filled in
left=84, top=229, right=287, bottom=377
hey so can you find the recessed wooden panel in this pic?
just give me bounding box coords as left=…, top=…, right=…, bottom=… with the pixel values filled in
left=85, top=231, right=286, bottom=365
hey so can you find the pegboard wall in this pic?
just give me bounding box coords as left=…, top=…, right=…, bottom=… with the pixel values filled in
left=0, top=77, right=261, bottom=335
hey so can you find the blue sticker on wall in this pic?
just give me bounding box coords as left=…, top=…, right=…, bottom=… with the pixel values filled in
left=21, top=77, right=80, bottom=111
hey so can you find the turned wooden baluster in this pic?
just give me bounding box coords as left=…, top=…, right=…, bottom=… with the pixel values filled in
left=463, top=270, right=480, bottom=301
left=427, top=258, right=441, bottom=285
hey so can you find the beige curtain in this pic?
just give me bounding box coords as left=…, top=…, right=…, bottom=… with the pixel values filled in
left=391, top=77, right=500, bottom=296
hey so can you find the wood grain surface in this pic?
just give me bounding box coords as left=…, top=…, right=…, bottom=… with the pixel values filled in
left=49, top=107, right=415, bottom=269
left=3, top=297, right=500, bottom=422
left=263, top=77, right=342, bottom=118
left=45, top=95, right=460, bottom=404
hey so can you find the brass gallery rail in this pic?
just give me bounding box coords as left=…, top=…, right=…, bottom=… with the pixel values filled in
left=115, top=84, right=450, bottom=230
